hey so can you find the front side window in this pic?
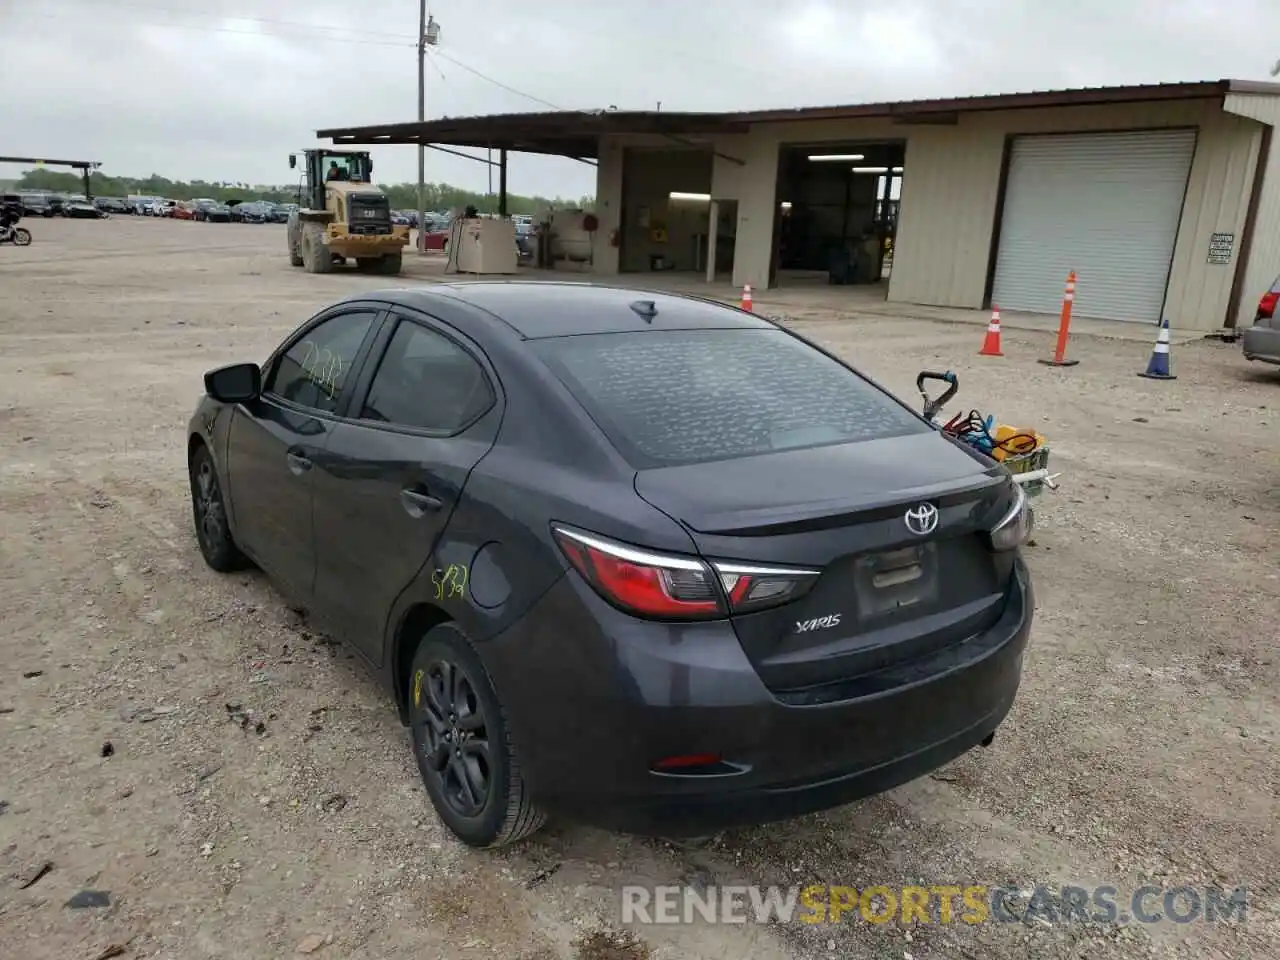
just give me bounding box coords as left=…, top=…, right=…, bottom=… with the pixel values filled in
left=268, top=311, right=376, bottom=414
left=360, top=320, right=493, bottom=432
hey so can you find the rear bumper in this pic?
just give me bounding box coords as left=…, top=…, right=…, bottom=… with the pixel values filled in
left=482, top=558, right=1033, bottom=835
left=1242, top=322, right=1280, bottom=364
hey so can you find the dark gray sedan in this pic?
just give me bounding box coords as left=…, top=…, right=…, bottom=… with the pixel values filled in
left=187, top=283, right=1034, bottom=847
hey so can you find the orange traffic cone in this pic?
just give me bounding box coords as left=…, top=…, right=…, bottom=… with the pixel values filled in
left=740, top=284, right=753, bottom=312
left=979, top=305, right=1004, bottom=357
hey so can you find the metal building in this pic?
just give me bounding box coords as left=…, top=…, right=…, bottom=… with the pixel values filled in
left=321, top=79, right=1280, bottom=334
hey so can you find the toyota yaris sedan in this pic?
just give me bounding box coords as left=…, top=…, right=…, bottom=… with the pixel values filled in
left=188, top=282, right=1034, bottom=847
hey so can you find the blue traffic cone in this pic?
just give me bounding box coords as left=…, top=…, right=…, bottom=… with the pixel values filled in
left=1138, top=318, right=1176, bottom=380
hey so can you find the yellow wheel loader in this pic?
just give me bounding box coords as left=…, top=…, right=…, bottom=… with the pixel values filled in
left=286, top=150, right=410, bottom=275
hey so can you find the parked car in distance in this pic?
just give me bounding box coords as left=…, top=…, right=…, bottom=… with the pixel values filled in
left=1242, top=275, right=1280, bottom=366
left=94, top=197, right=129, bottom=214
left=191, top=199, right=231, bottom=222
left=391, top=211, right=412, bottom=227
left=65, top=201, right=106, bottom=219
left=271, top=202, right=297, bottom=223
left=171, top=201, right=197, bottom=221
left=20, top=193, right=56, bottom=217
left=421, top=218, right=453, bottom=251
left=232, top=201, right=269, bottom=223
left=187, top=283, right=1035, bottom=848
left=147, top=199, right=177, bottom=217
left=514, top=221, right=536, bottom=262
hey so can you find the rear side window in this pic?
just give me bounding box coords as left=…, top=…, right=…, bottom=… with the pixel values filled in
left=359, top=320, right=493, bottom=432
left=535, top=328, right=928, bottom=468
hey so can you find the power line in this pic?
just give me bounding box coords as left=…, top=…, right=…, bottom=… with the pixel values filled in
left=430, top=50, right=564, bottom=110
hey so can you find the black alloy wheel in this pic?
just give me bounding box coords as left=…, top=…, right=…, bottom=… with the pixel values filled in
left=189, top=445, right=247, bottom=572
left=416, top=654, right=492, bottom=818
left=408, top=624, right=545, bottom=847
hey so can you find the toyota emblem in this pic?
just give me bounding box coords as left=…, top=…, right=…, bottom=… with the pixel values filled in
left=904, top=502, right=939, bottom=536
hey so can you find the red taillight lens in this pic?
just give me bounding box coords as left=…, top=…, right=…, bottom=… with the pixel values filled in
left=553, top=526, right=723, bottom=619
left=1259, top=291, right=1279, bottom=319
left=552, top=526, right=821, bottom=620
left=711, top=562, right=821, bottom=613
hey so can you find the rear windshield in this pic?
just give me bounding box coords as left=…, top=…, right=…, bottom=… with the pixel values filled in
left=535, top=328, right=928, bottom=468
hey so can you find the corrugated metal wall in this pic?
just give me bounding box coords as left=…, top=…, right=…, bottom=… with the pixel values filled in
left=1224, top=93, right=1280, bottom=329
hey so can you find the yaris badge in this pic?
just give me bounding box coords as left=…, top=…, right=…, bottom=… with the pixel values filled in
left=904, top=502, right=939, bottom=536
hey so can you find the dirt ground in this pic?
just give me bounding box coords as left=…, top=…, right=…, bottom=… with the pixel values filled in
left=1, top=217, right=1277, bottom=960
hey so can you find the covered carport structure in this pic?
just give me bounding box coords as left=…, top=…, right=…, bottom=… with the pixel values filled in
left=0, top=156, right=102, bottom=199
left=317, top=110, right=748, bottom=267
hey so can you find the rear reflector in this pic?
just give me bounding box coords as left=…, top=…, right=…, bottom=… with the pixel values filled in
left=652, top=753, right=722, bottom=770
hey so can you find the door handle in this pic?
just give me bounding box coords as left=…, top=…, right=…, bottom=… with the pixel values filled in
left=400, top=487, right=443, bottom=518
left=286, top=451, right=312, bottom=475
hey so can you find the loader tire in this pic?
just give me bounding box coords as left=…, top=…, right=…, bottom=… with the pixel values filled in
left=374, top=254, right=403, bottom=276
left=301, top=223, right=333, bottom=274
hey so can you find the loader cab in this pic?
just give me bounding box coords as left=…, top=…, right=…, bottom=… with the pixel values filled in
left=290, top=150, right=374, bottom=212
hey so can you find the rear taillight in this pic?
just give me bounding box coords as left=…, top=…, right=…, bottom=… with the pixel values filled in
left=1259, top=291, right=1278, bottom=319
left=709, top=561, right=821, bottom=614
left=988, top=483, right=1031, bottom=551
left=551, top=526, right=820, bottom=621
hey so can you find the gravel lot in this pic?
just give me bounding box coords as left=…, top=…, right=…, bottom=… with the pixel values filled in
left=1, top=217, right=1277, bottom=960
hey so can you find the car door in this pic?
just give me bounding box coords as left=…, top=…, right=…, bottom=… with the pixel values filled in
left=309, top=310, right=503, bottom=664
left=224, top=306, right=384, bottom=604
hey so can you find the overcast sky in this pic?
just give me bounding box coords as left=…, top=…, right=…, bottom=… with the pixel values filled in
left=2, top=0, right=1277, bottom=199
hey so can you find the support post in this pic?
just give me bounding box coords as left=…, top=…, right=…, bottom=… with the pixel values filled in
left=82, top=167, right=92, bottom=201
left=706, top=200, right=719, bottom=284
left=499, top=148, right=508, bottom=218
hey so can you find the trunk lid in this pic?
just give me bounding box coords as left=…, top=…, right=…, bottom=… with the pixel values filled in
left=634, top=432, right=1015, bottom=695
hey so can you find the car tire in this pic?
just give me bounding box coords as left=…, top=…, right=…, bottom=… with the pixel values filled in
left=408, top=623, right=546, bottom=848
left=301, top=223, right=333, bottom=273
left=189, top=443, right=249, bottom=572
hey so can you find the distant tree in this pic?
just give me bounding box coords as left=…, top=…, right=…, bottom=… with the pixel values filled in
left=13, top=168, right=593, bottom=215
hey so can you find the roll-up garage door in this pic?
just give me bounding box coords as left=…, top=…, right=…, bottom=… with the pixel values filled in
left=991, top=129, right=1196, bottom=322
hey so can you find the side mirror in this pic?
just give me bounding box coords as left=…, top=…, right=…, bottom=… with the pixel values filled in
left=289, top=154, right=297, bottom=169
left=204, top=363, right=262, bottom=404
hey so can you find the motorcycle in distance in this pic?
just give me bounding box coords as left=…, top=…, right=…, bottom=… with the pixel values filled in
left=0, top=224, right=32, bottom=246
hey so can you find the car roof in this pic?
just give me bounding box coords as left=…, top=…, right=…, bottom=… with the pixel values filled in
left=375, top=282, right=777, bottom=340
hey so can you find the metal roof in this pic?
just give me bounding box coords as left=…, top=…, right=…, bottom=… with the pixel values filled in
left=318, top=111, right=750, bottom=160
left=318, top=79, right=1280, bottom=158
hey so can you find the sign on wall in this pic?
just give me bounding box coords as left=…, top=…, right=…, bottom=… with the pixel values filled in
left=1207, top=232, right=1235, bottom=265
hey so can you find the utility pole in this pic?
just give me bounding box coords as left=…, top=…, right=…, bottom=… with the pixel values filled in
left=416, top=0, right=427, bottom=252
left=415, top=11, right=441, bottom=251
